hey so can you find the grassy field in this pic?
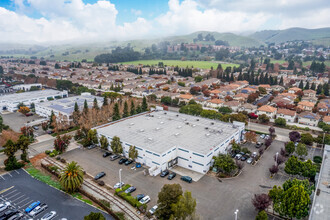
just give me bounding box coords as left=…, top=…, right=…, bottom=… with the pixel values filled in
left=120, top=60, right=239, bottom=69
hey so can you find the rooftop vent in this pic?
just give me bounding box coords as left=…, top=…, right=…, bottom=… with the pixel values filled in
left=211, top=122, right=214, bottom=125
left=196, top=119, right=199, bottom=121
left=155, top=127, right=160, bottom=131
left=176, top=114, right=179, bottom=117
left=192, top=124, right=196, bottom=127
left=177, top=125, right=182, bottom=129
left=158, top=116, right=162, bottom=119
left=130, top=123, right=134, bottom=126
left=164, top=112, right=167, bottom=114
left=186, top=122, right=189, bottom=125
left=148, top=137, right=153, bottom=141
left=160, top=121, right=164, bottom=124
left=205, top=127, right=208, bottom=130
left=175, top=133, right=180, bottom=136
left=140, top=129, right=145, bottom=132
left=205, top=133, right=210, bottom=137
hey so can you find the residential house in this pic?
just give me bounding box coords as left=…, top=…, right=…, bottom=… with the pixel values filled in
left=276, top=108, right=297, bottom=123
left=297, top=112, right=320, bottom=127
left=239, top=103, right=257, bottom=113
left=194, top=95, right=211, bottom=106
left=297, top=101, right=315, bottom=111
left=233, top=93, right=248, bottom=103
left=259, top=84, right=272, bottom=92
left=288, top=87, right=302, bottom=94
left=303, top=89, right=316, bottom=98
left=257, top=105, right=277, bottom=118
left=223, top=101, right=241, bottom=112
left=206, top=99, right=224, bottom=109
left=323, top=116, right=330, bottom=125
left=179, top=94, right=194, bottom=103
left=318, top=99, right=330, bottom=115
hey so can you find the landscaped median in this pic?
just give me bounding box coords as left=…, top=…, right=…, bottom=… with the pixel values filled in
left=115, top=184, right=147, bottom=213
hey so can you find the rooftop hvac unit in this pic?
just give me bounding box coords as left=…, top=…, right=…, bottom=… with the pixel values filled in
left=205, top=127, right=208, bottom=129
left=148, top=137, right=153, bottom=141
left=211, top=122, right=214, bottom=125
left=196, top=119, right=199, bottom=121
left=130, top=123, right=134, bottom=126
left=164, top=112, right=167, bottom=114
left=140, top=129, right=145, bottom=132
left=176, top=114, right=179, bottom=117
left=175, top=133, right=180, bottom=136
left=160, top=121, right=164, bottom=124
left=205, top=133, right=210, bottom=137
left=186, top=122, right=189, bottom=125
left=192, top=124, right=196, bottom=127
left=155, top=127, right=160, bottom=131
left=177, top=125, right=182, bottom=129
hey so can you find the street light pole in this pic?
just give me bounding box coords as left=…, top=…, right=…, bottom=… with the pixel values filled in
left=234, top=209, right=239, bottom=220
left=275, top=152, right=279, bottom=166
left=119, top=169, right=122, bottom=190
left=322, top=132, right=325, bottom=149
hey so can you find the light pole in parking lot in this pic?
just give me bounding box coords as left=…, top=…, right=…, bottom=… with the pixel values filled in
left=275, top=152, right=279, bottom=166
left=119, top=168, right=122, bottom=190
left=234, top=209, right=239, bottom=220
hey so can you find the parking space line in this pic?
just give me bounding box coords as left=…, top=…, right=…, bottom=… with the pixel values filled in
left=2, top=189, right=17, bottom=196
left=0, top=175, right=5, bottom=180
left=11, top=195, right=25, bottom=202
left=15, top=170, right=20, bottom=174
left=0, top=186, right=14, bottom=195
left=6, top=172, right=12, bottom=177
left=19, top=199, right=33, bottom=209
left=16, top=197, right=29, bottom=206
left=7, top=192, right=21, bottom=200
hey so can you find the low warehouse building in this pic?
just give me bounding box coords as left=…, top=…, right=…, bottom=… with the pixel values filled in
left=35, top=92, right=103, bottom=122
left=0, top=89, right=68, bottom=112
left=96, top=111, right=245, bottom=174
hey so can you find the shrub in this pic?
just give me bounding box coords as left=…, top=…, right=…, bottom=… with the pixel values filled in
left=56, top=156, right=61, bottom=160
left=60, top=158, right=66, bottom=163
left=45, top=150, right=51, bottom=155
left=313, top=156, right=322, bottom=163
left=49, top=153, right=55, bottom=157
left=304, top=127, right=310, bottom=131
left=98, top=180, right=105, bottom=186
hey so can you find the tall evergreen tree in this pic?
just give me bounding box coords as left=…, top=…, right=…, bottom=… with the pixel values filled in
left=112, top=103, right=121, bottom=121
left=279, top=76, right=284, bottom=86
left=316, top=84, right=323, bottom=95
left=298, top=81, right=304, bottom=89
left=74, top=102, right=79, bottom=113
left=103, top=96, right=108, bottom=106
left=304, top=82, right=310, bottom=90
left=310, top=82, right=316, bottom=90
left=274, top=77, right=278, bottom=85
left=130, top=100, right=136, bottom=115
left=323, top=83, right=329, bottom=96
left=230, top=73, right=234, bottom=82
left=83, top=99, right=88, bottom=113
left=93, top=98, right=99, bottom=110
left=142, top=96, right=148, bottom=112
left=123, top=101, right=129, bottom=118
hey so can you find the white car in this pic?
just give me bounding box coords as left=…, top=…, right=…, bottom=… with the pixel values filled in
left=140, top=195, right=150, bottom=204
left=260, top=134, right=265, bottom=139
left=29, top=203, right=48, bottom=217
left=41, top=211, right=56, bottom=220
left=246, top=157, right=253, bottom=164
left=0, top=202, right=10, bottom=212
left=149, top=205, right=158, bottom=215
left=114, top=182, right=125, bottom=189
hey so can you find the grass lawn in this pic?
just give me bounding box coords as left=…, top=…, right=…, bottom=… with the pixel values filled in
left=25, top=165, right=62, bottom=190
left=72, top=193, right=93, bottom=205
left=120, top=60, right=239, bottom=69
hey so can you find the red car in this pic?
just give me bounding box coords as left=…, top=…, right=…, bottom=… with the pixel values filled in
left=248, top=113, right=258, bottom=119
left=25, top=113, right=33, bottom=116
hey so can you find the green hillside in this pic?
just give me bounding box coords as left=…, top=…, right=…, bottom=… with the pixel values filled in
left=250, top=27, right=330, bottom=45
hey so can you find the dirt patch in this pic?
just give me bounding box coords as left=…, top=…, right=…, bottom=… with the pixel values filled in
left=29, top=153, right=47, bottom=168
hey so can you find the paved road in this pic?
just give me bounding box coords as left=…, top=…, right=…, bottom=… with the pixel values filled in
left=0, top=168, right=113, bottom=219
left=62, top=140, right=289, bottom=220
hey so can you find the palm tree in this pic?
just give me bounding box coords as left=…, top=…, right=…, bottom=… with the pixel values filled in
left=60, top=161, right=84, bottom=193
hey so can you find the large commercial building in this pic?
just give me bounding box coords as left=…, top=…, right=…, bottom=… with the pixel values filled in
left=35, top=92, right=103, bottom=122
left=0, top=89, right=68, bottom=112
left=96, top=110, right=245, bottom=174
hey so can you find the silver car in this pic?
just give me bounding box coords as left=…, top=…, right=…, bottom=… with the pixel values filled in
left=0, top=202, right=10, bottom=212
left=41, top=211, right=56, bottom=220
left=29, top=203, right=48, bottom=217
left=246, top=157, right=253, bottom=164
left=235, top=153, right=242, bottom=160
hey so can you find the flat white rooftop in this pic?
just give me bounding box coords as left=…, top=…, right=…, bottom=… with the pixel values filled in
left=97, top=110, right=240, bottom=155
left=37, top=93, right=103, bottom=115
left=0, top=89, right=65, bottom=102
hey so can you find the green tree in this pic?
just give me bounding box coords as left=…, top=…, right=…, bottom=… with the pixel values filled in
left=161, top=96, right=172, bottom=105
left=255, top=210, right=268, bottom=220
left=110, top=136, right=123, bottom=154
left=194, top=76, right=203, bottom=83
left=142, top=96, right=148, bottom=112
left=275, top=117, right=286, bottom=127
left=93, top=98, right=99, bottom=110
left=60, top=161, right=84, bottom=193
left=171, top=191, right=197, bottom=220
left=123, top=101, right=129, bottom=118
left=258, top=87, right=267, bottom=94
left=214, top=154, right=237, bottom=175
left=130, top=100, right=136, bottom=115
left=295, top=143, right=308, bottom=158
left=84, top=212, right=105, bottom=220
left=301, top=159, right=317, bottom=179
left=284, top=156, right=301, bottom=175
left=99, top=136, right=109, bottom=150
left=103, top=96, right=108, bottom=106
left=316, top=84, right=322, bottom=94
left=17, top=135, right=30, bottom=162
left=156, top=184, right=183, bottom=220
left=112, top=103, right=121, bottom=121
left=74, top=102, right=79, bottom=113
left=49, top=110, right=55, bottom=128
left=128, top=146, right=138, bottom=161
left=298, top=80, right=304, bottom=89
left=285, top=141, right=295, bottom=154
left=218, top=106, right=232, bottom=114
left=258, top=114, right=270, bottom=123
left=179, top=104, right=203, bottom=116
left=83, top=99, right=88, bottom=113
left=300, top=133, right=313, bottom=145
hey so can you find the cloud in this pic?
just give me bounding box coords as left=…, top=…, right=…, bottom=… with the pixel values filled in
left=0, top=0, right=329, bottom=44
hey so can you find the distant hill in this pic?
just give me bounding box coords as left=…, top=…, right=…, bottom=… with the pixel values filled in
left=249, top=27, right=330, bottom=45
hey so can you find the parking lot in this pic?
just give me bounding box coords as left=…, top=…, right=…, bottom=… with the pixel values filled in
left=62, top=140, right=291, bottom=220
left=1, top=112, right=46, bottom=136
left=0, top=169, right=113, bottom=220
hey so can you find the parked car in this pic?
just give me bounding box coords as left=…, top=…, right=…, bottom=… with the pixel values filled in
left=25, top=201, right=40, bottom=213
left=0, top=210, right=18, bottom=220
left=265, top=135, right=270, bottom=139
left=135, top=163, right=142, bottom=168
left=29, top=203, right=48, bottom=217
left=87, top=144, right=97, bottom=150
left=235, top=153, right=242, bottom=160
left=41, top=211, right=56, bottom=220
left=251, top=152, right=258, bottom=158
left=260, top=134, right=265, bottom=139
left=125, top=160, right=133, bottom=166
left=7, top=212, right=23, bottom=220
left=0, top=202, right=10, bottom=212
left=167, top=172, right=176, bottom=180
left=125, top=186, right=136, bottom=193
left=160, top=170, right=169, bottom=177
left=47, top=130, right=54, bottom=134
left=25, top=113, right=33, bottom=117
left=255, top=142, right=263, bottom=148
left=118, top=158, right=128, bottom=164
left=181, top=176, right=192, bottom=183
left=231, top=152, right=236, bottom=158
left=136, top=194, right=145, bottom=201
left=149, top=205, right=158, bottom=215
left=114, top=182, right=125, bottom=189
left=103, top=152, right=112, bottom=157
left=32, top=126, right=39, bottom=130
left=246, top=158, right=253, bottom=164
left=110, top=154, right=120, bottom=161
left=94, top=172, right=106, bottom=180
left=241, top=155, right=249, bottom=161
left=139, top=196, right=150, bottom=204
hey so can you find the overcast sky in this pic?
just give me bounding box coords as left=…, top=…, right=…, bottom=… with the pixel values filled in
left=0, top=0, right=329, bottom=44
